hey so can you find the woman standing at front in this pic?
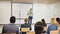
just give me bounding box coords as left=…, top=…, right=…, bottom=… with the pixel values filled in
left=27, top=8, right=33, bottom=26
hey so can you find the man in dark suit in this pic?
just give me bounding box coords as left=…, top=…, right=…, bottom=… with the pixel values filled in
left=20, top=18, right=31, bottom=34
left=2, top=16, right=19, bottom=34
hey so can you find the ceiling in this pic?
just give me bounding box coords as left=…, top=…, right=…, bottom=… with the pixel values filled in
left=0, top=0, right=60, bottom=4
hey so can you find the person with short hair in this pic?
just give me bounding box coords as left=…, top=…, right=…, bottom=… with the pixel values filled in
left=20, top=18, right=31, bottom=34
left=2, top=16, right=19, bottom=34
left=47, top=18, right=58, bottom=34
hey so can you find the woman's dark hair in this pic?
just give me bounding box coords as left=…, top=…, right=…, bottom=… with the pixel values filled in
left=35, top=21, right=44, bottom=34
left=10, top=16, right=16, bottom=23
left=41, top=19, right=47, bottom=26
left=56, top=17, right=60, bottom=24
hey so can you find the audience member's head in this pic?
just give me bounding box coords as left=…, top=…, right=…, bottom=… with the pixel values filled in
left=56, top=17, right=60, bottom=24
left=41, top=19, right=45, bottom=23
left=24, top=18, right=28, bottom=23
left=10, top=16, right=16, bottom=23
left=56, top=17, right=60, bottom=22
left=36, top=21, right=43, bottom=25
left=51, top=18, right=56, bottom=24
left=35, top=21, right=44, bottom=34
left=41, top=19, right=47, bottom=26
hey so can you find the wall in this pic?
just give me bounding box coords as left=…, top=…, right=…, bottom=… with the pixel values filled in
left=33, top=3, right=60, bottom=23
left=0, top=2, right=60, bottom=24
left=0, top=1, right=11, bottom=33
left=11, top=2, right=60, bottom=24
left=0, top=1, right=11, bottom=24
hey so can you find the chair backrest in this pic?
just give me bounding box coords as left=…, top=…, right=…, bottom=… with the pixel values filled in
left=50, top=30, right=59, bottom=34
left=21, top=28, right=30, bottom=32
left=58, top=27, right=60, bottom=30
left=44, top=27, right=47, bottom=31
left=27, top=31, right=35, bottom=34
left=2, top=33, right=16, bottom=34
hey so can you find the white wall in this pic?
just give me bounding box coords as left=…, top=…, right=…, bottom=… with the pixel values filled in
left=0, top=1, right=11, bottom=24
left=33, top=3, right=60, bottom=23
left=0, top=2, right=60, bottom=24
left=12, top=2, right=60, bottom=24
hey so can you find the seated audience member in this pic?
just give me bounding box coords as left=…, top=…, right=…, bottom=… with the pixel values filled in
left=41, top=19, right=47, bottom=27
left=41, top=19, right=47, bottom=33
left=20, top=18, right=31, bottom=34
left=34, top=21, right=44, bottom=34
left=56, top=17, right=60, bottom=34
left=47, top=18, right=58, bottom=34
left=56, top=17, right=60, bottom=26
left=2, top=16, right=19, bottom=34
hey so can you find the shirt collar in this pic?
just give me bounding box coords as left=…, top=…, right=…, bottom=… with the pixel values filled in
left=10, top=23, right=14, bottom=24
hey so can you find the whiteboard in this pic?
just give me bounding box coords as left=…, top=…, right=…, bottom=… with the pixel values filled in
left=12, top=3, right=32, bottom=24
left=12, top=3, right=32, bottom=18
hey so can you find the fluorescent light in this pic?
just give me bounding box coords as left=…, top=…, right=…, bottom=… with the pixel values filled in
left=13, top=0, right=16, bottom=1
left=45, top=1, right=48, bottom=3
left=35, top=0, right=38, bottom=3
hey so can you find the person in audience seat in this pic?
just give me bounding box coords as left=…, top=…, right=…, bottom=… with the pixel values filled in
left=47, top=18, right=58, bottom=34
left=41, top=19, right=47, bottom=33
left=41, top=19, right=47, bottom=27
left=2, top=16, right=19, bottom=34
left=56, top=17, right=60, bottom=26
left=34, top=21, right=44, bottom=34
left=20, top=18, right=31, bottom=34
